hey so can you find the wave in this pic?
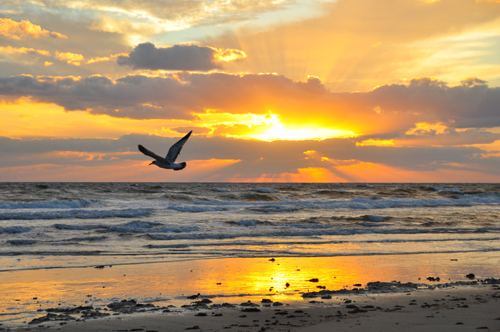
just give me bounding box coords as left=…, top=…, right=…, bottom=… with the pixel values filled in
left=0, top=208, right=151, bottom=220
left=168, top=206, right=228, bottom=213
left=0, top=226, right=31, bottom=234
left=0, top=250, right=103, bottom=256
left=144, top=236, right=500, bottom=250
left=55, top=224, right=108, bottom=230
left=54, top=221, right=199, bottom=234
left=146, top=226, right=500, bottom=241
left=251, top=188, right=278, bottom=193
left=63, top=236, right=108, bottom=242
left=8, top=239, right=36, bottom=245
left=0, top=199, right=97, bottom=210
left=109, top=221, right=199, bottom=234
left=240, top=193, right=279, bottom=201
left=228, top=220, right=272, bottom=227
left=157, top=192, right=500, bottom=214
left=212, top=188, right=230, bottom=192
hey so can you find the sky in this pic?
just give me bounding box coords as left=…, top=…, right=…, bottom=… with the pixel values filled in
left=1, top=0, right=500, bottom=182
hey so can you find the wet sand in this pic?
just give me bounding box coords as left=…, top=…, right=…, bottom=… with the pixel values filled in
left=1, top=253, right=499, bottom=331
left=9, top=286, right=500, bottom=332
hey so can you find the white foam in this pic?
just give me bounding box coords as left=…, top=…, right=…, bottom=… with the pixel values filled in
left=212, top=188, right=230, bottom=192
left=432, top=187, right=463, bottom=193
left=0, top=208, right=151, bottom=220
left=0, top=199, right=95, bottom=209
left=365, top=215, right=391, bottom=222
left=234, top=220, right=261, bottom=227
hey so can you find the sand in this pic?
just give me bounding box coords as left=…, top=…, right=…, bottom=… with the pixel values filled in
left=7, top=286, right=500, bottom=332
left=1, top=253, right=499, bottom=331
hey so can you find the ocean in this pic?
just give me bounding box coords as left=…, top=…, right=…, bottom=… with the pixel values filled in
left=1, top=182, right=499, bottom=271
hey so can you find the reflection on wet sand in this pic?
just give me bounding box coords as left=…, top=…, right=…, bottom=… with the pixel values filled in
left=1, top=252, right=499, bottom=325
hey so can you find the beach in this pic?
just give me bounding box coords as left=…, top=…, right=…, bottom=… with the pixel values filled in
left=13, top=286, right=500, bottom=332
left=1, top=183, right=499, bottom=330
left=1, top=253, right=499, bottom=331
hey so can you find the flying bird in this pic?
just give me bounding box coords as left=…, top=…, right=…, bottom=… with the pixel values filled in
left=138, top=131, right=192, bottom=171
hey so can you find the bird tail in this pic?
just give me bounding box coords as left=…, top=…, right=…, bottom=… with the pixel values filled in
left=174, top=162, right=187, bottom=171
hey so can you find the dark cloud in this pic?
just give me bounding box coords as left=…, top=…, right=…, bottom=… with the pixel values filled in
left=117, top=43, right=223, bottom=71
left=365, top=78, right=500, bottom=129
left=397, top=128, right=500, bottom=146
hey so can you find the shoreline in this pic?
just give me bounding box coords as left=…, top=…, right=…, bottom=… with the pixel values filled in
left=1, top=252, right=499, bottom=331
left=7, top=283, right=500, bottom=331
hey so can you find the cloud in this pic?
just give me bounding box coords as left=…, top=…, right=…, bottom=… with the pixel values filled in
left=117, top=43, right=246, bottom=71
left=0, top=46, right=50, bottom=56
left=87, top=53, right=128, bottom=64
left=55, top=51, right=85, bottom=66
left=1, top=73, right=500, bottom=136
left=0, top=18, right=67, bottom=40
left=205, top=0, right=500, bottom=91
left=28, top=0, right=288, bottom=33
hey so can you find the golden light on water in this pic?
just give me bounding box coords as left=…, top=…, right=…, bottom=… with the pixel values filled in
left=1, top=253, right=499, bottom=324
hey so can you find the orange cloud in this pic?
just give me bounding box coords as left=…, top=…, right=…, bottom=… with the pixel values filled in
left=36, top=75, right=83, bottom=83
left=405, top=122, right=448, bottom=136
left=356, top=139, right=395, bottom=147
left=211, top=47, right=247, bottom=62
left=87, top=53, right=128, bottom=64
left=0, top=18, right=67, bottom=40
left=0, top=46, right=50, bottom=56
left=55, top=51, right=85, bottom=66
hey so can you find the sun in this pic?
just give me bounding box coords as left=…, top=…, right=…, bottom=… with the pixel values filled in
left=236, top=113, right=357, bottom=141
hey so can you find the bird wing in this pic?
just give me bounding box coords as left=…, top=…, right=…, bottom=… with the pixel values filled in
left=138, top=144, right=167, bottom=162
left=166, top=131, right=192, bottom=162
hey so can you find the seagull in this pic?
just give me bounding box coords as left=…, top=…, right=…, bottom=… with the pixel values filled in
left=138, top=131, right=192, bottom=171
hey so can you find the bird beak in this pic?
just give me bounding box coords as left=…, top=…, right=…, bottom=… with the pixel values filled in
left=149, top=162, right=154, bottom=165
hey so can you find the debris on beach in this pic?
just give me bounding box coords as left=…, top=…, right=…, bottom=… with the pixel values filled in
left=301, top=278, right=500, bottom=298
left=426, top=276, right=440, bottom=282
left=29, top=313, right=76, bottom=324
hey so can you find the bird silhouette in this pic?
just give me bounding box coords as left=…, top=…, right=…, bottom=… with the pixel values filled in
left=138, top=131, right=192, bottom=171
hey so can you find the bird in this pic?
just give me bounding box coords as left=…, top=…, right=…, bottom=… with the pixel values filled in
left=138, top=131, right=192, bottom=171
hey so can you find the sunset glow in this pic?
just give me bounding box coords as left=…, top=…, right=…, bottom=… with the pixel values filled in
left=1, top=0, right=500, bottom=182
left=228, top=114, right=358, bottom=141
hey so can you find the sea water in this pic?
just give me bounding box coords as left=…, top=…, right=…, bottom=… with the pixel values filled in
left=1, top=182, right=499, bottom=271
